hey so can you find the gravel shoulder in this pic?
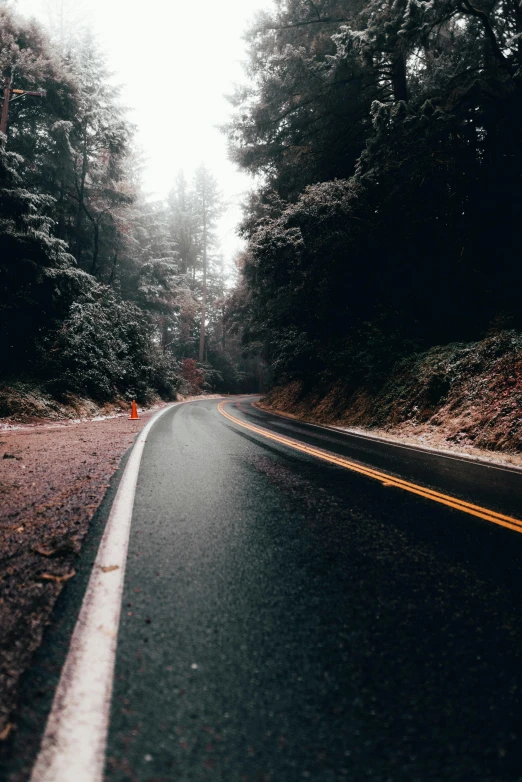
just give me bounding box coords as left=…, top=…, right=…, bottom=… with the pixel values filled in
left=0, top=406, right=165, bottom=739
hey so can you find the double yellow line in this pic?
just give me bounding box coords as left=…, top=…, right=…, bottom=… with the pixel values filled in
left=217, top=401, right=522, bottom=534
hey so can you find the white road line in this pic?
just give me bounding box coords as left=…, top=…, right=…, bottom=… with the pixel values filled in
left=30, top=403, right=178, bottom=782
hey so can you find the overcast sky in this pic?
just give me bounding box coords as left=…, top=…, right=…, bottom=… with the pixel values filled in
left=14, top=0, right=274, bottom=259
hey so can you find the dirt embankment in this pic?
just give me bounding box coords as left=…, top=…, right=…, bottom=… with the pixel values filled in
left=0, top=383, right=135, bottom=425
left=262, top=331, right=522, bottom=466
left=0, top=406, right=166, bottom=739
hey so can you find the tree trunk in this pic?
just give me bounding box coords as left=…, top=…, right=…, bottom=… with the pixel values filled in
left=90, top=219, right=100, bottom=276
left=161, top=316, right=169, bottom=352
left=75, top=131, right=88, bottom=260
left=82, top=204, right=101, bottom=277
left=514, top=0, right=522, bottom=60
left=391, top=52, right=408, bottom=102
left=109, top=251, right=118, bottom=285
left=57, top=178, right=66, bottom=238
left=0, top=71, right=12, bottom=140
left=198, top=204, right=207, bottom=363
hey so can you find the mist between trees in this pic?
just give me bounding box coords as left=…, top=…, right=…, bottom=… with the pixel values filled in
left=225, top=0, right=522, bottom=410
left=0, top=4, right=263, bottom=407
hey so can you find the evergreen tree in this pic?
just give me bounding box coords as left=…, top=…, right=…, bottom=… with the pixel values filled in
left=65, top=32, right=133, bottom=275
left=193, top=164, right=223, bottom=362
left=167, top=171, right=198, bottom=277
left=0, top=4, right=185, bottom=400
left=0, top=2, right=260, bottom=399
left=228, top=0, right=522, bottom=389
left=226, top=0, right=375, bottom=199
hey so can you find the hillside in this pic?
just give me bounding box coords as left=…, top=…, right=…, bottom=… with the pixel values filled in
left=261, top=332, right=522, bottom=465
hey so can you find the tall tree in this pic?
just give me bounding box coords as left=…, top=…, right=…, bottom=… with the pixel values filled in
left=228, top=0, right=522, bottom=389
left=44, top=0, right=90, bottom=54
left=226, top=0, right=375, bottom=200
left=66, top=32, right=133, bottom=275
left=193, top=164, right=222, bottom=362
left=167, top=171, right=198, bottom=278
left=0, top=3, right=184, bottom=401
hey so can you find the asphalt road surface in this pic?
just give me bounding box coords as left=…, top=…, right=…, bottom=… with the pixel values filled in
left=11, top=397, right=522, bottom=780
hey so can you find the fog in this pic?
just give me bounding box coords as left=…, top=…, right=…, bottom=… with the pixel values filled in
left=14, top=0, right=274, bottom=258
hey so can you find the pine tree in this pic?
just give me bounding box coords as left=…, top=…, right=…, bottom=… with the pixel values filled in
left=64, top=32, right=133, bottom=274
left=167, top=171, right=198, bottom=277
left=193, top=164, right=223, bottom=362
left=228, top=0, right=522, bottom=388
left=225, top=0, right=375, bottom=199
left=0, top=123, right=91, bottom=376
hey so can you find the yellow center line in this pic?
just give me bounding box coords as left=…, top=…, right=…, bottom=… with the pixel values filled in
left=218, top=401, right=522, bottom=535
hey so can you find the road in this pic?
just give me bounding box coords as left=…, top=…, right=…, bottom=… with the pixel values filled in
left=8, top=397, right=522, bottom=781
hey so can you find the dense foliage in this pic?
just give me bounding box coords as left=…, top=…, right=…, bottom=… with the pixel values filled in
left=227, top=0, right=522, bottom=391
left=0, top=4, right=258, bottom=404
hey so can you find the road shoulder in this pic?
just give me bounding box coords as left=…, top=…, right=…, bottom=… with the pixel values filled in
left=0, top=409, right=159, bottom=745
left=256, top=401, right=522, bottom=472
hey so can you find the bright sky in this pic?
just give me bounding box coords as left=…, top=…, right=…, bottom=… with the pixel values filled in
left=14, top=0, right=274, bottom=260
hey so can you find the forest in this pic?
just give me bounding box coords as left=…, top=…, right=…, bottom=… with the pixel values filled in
left=0, top=3, right=261, bottom=411
left=226, top=0, right=522, bottom=423
left=1, top=0, right=521, bottom=422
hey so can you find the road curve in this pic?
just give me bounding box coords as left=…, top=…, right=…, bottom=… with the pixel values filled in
left=13, top=397, right=522, bottom=780
left=219, top=399, right=522, bottom=533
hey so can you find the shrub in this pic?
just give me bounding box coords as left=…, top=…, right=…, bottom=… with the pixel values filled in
left=181, top=358, right=205, bottom=395
left=44, top=288, right=182, bottom=402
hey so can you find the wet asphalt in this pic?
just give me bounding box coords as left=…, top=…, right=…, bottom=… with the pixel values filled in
left=104, top=397, right=522, bottom=781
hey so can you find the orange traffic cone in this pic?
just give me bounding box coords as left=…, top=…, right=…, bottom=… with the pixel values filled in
left=128, top=400, right=139, bottom=420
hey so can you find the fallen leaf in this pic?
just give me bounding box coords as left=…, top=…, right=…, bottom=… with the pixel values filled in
left=33, top=547, right=56, bottom=557
left=100, top=565, right=119, bottom=573
left=0, top=723, right=13, bottom=741
left=40, top=570, right=76, bottom=583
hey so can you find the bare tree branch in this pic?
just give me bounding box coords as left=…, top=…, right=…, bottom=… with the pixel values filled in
left=258, top=16, right=347, bottom=32
left=459, top=0, right=512, bottom=71
left=307, top=0, right=322, bottom=20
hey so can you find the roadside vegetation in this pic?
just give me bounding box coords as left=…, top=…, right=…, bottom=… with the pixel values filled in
left=0, top=5, right=259, bottom=420
left=263, top=331, right=522, bottom=460
left=226, top=0, right=522, bottom=452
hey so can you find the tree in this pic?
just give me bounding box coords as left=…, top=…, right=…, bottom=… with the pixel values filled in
left=226, top=0, right=375, bottom=200
left=0, top=12, right=87, bottom=377
left=0, top=3, right=184, bottom=401
left=44, top=0, right=90, bottom=55
left=167, top=171, right=198, bottom=277
left=65, top=32, right=133, bottom=276
left=193, top=164, right=223, bottom=362
left=227, top=0, right=522, bottom=391
left=0, top=2, right=252, bottom=400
